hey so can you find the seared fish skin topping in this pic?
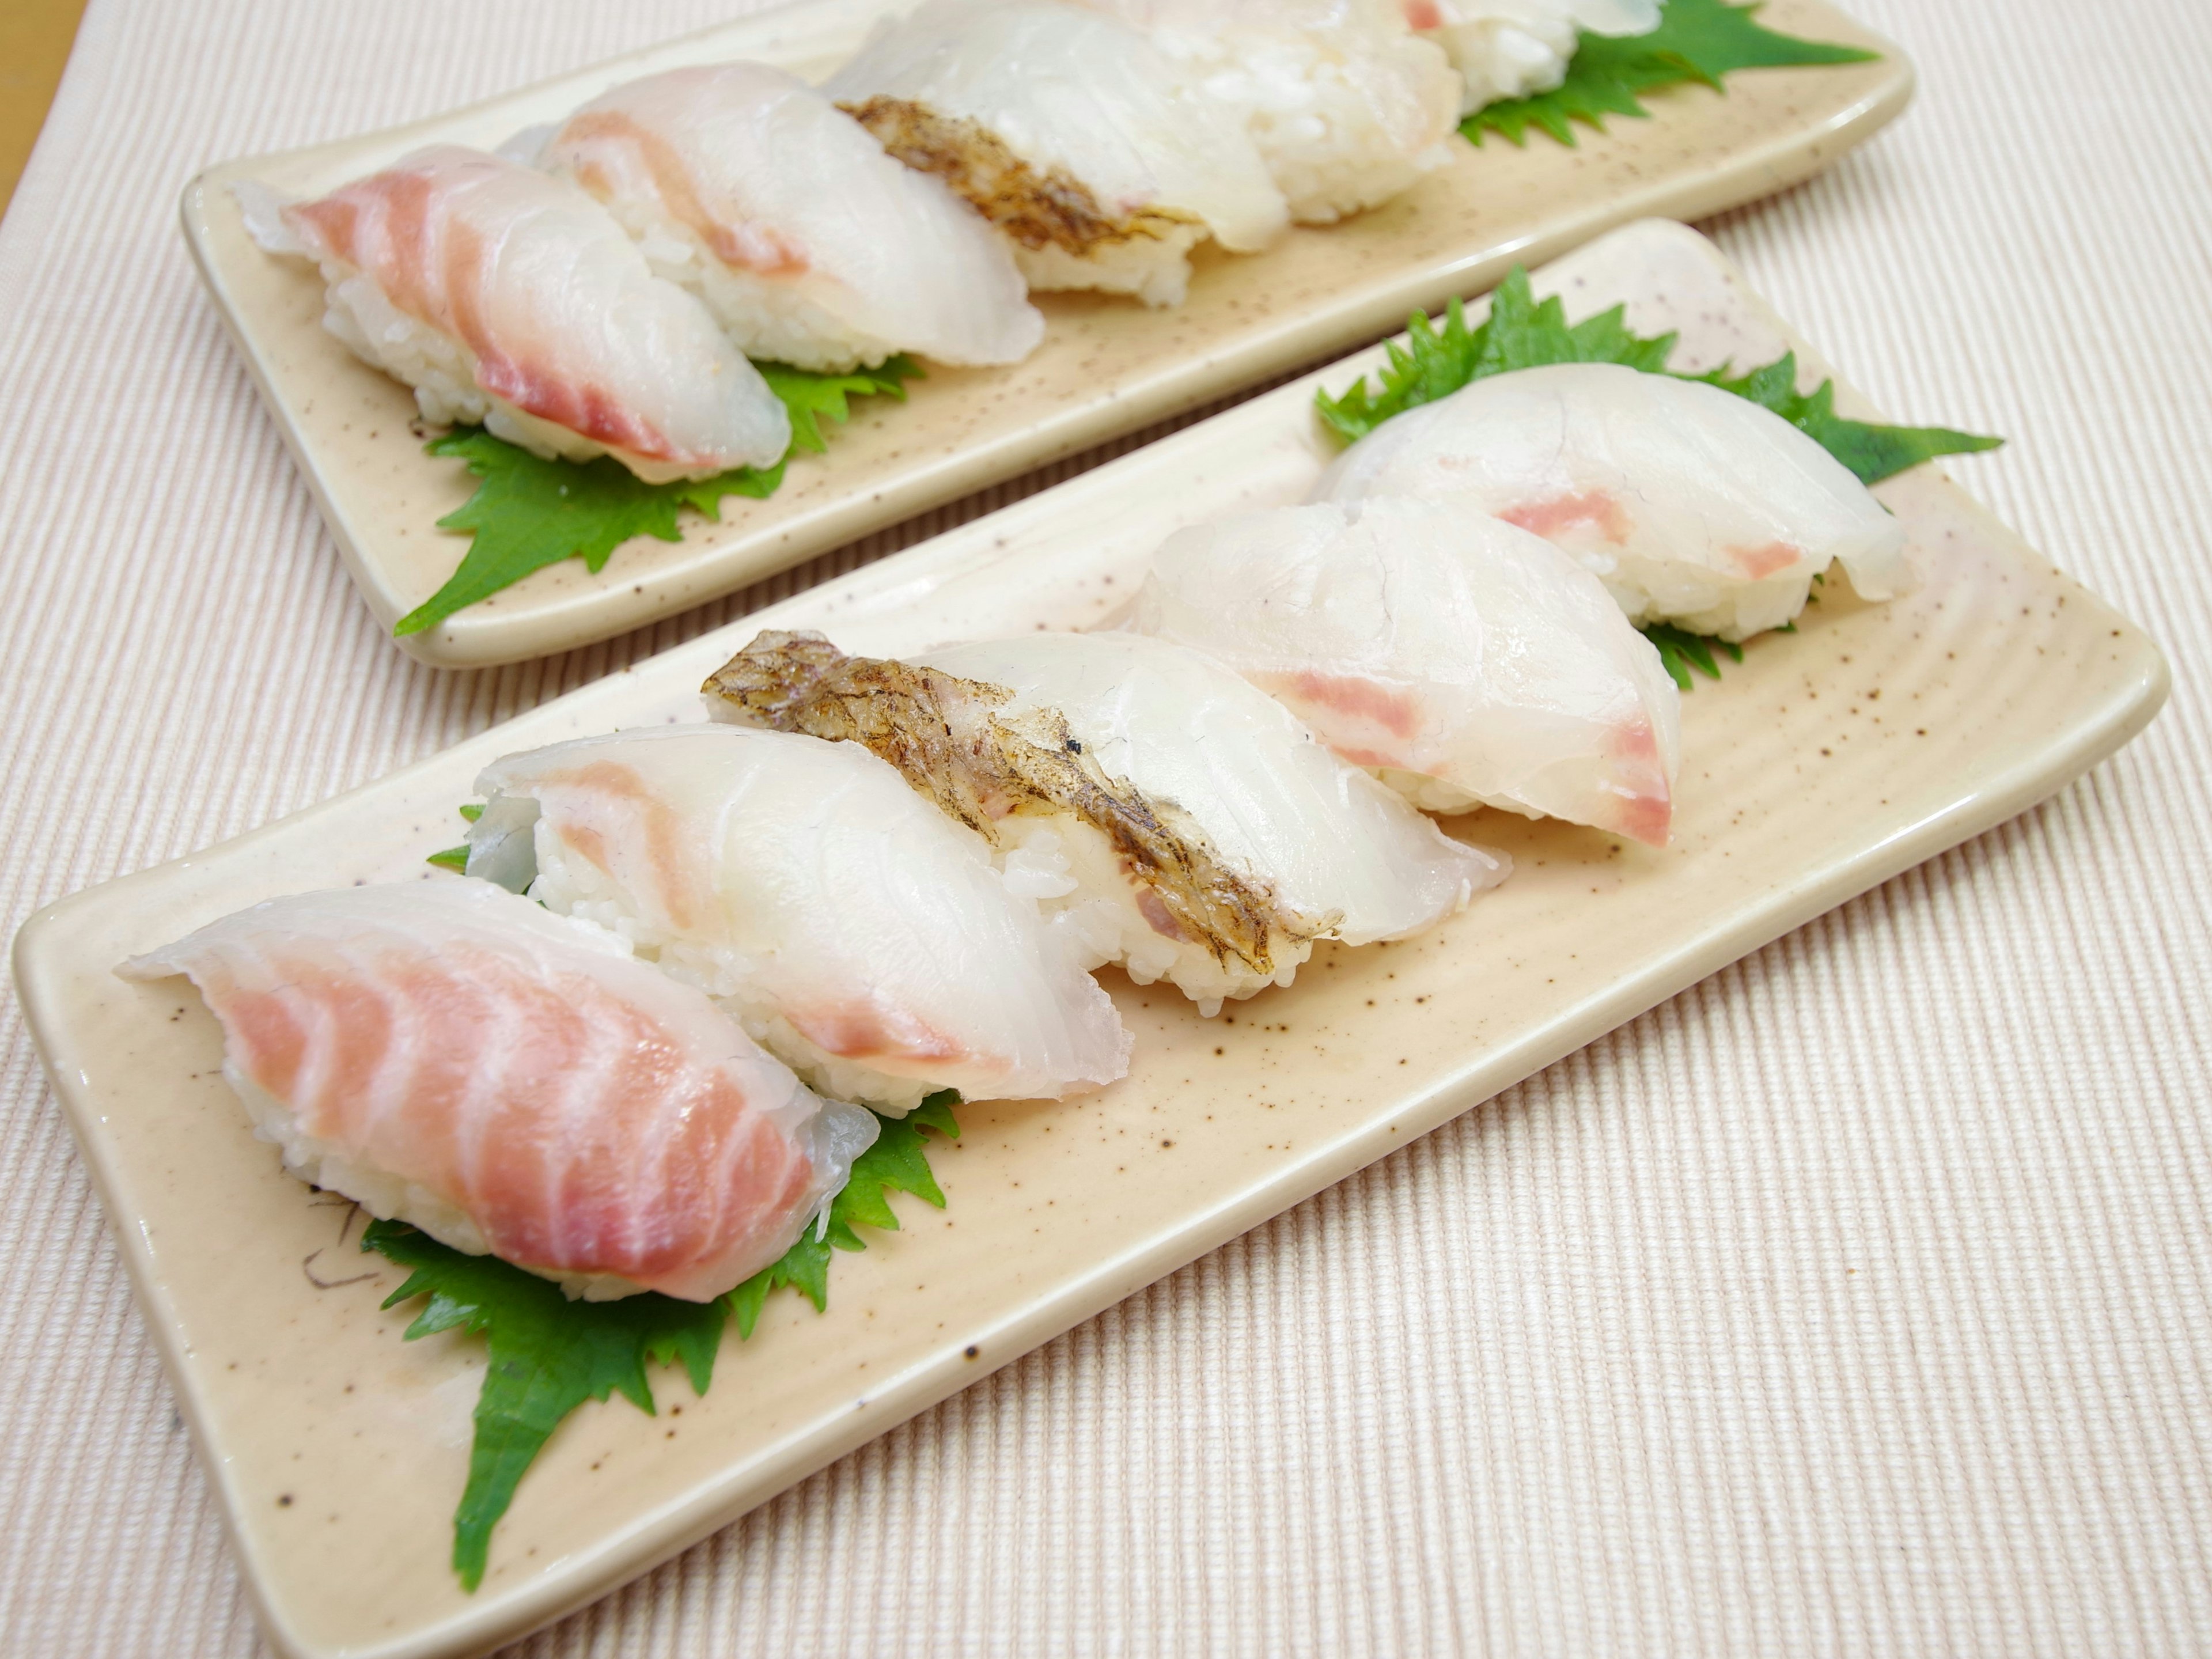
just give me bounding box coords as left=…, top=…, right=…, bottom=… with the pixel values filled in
left=839, top=96, right=1202, bottom=259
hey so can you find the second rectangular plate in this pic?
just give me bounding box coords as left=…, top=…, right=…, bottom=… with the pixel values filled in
left=17, top=222, right=2165, bottom=1659
left=183, top=0, right=1911, bottom=666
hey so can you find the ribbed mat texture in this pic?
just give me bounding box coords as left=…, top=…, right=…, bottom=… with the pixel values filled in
left=2, top=2, right=2207, bottom=1654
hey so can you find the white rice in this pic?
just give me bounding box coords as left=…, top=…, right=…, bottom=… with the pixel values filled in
left=601, top=206, right=906, bottom=373
left=1011, top=225, right=1213, bottom=308
left=233, top=179, right=725, bottom=483
left=228, top=1039, right=653, bottom=1302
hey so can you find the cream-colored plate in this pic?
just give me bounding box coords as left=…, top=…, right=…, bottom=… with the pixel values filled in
left=182, top=0, right=1910, bottom=668
left=16, top=222, right=2168, bottom=1659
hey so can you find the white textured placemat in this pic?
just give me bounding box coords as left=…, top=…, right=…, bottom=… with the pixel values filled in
left=2, top=2, right=2207, bottom=1654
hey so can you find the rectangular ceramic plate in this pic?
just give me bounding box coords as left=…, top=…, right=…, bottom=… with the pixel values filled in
left=182, top=0, right=1911, bottom=668
left=16, top=221, right=2169, bottom=1659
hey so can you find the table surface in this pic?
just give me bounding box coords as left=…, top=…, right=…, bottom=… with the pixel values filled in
left=0, top=0, right=88, bottom=221
left=2, top=3, right=2207, bottom=1656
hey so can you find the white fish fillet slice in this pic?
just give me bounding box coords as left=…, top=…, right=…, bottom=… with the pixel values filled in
left=245, top=145, right=790, bottom=480
left=1136, top=497, right=1683, bottom=844
left=1084, top=0, right=1463, bottom=223
left=825, top=0, right=1290, bottom=306
left=541, top=63, right=1044, bottom=372
left=118, top=881, right=874, bottom=1302
left=1316, top=362, right=1913, bottom=641
left=470, top=725, right=1131, bottom=1112
left=1405, top=0, right=1661, bottom=113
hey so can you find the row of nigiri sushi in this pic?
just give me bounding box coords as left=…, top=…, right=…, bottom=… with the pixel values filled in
left=121, top=348, right=1909, bottom=1312
left=243, top=0, right=1656, bottom=484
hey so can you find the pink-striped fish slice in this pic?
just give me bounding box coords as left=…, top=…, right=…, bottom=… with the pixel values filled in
left=120, top=880, right=874, bottom=1302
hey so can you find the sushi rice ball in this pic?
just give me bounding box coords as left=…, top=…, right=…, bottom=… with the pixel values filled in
left=1316, top=362, right=1914, bottom=641
left=1135, top=496, right=1684, bottom=845
left=238, top=146, right=791, bottom=482
left=120, top=881, right=878, bottom=1303
left=827, top=0, right=1289, bottom=307
left=467, top=724, right=1132, bottom=1113
left=1088, top=0, right=1464, bottom=224
left=539, top=62, right=1045, bottom=373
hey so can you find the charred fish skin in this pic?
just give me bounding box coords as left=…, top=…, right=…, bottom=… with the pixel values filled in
left=836, top=96, right=1200, bottom=259
left=702, top=629, right=1313, bottom=984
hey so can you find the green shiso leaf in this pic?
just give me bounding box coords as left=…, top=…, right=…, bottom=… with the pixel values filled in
left=1316, top=267, right=2002, bottom=484
left=1692, top=355, right=2003, bottom=483
left=395, top=357, right=921, bottom=638
left=1464, top=0, right=1878, bottom=149
left=755, top=358, right=918, bottom=456
left=1641, top=623, right=1744, bottom=690
left=358, top=1218, right=728, bottom=1592
left=426, top=804, right=487, bottom=871
left=1316, top=267, right=2002, bottom=687
left=361, top=1094, right=958, bottom=1590
left=728, top=1089, right=960, bottom=1338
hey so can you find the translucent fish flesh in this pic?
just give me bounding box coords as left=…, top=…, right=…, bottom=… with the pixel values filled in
left=1136, top=497, right=1682, bottom=844
left=825, top=0, right=1290, bottom=306
left=1084, top=0, right=1462, bottom=223
left=540, top=63, right=1044, bottom=372
left=119, top=880, right=876, bottom=1302
left=244, top=145, right=790, bottom=480
left=1403, top=0, right=1661, bottom=114
left=704, top=630, right=1505, bottom=1012
left=1316, top=362, right=1914, bottom=641
left=467, top=725, right=1131, bottom=1112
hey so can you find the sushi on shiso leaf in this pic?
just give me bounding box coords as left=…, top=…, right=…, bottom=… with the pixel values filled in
left=240, top=145, right=790, bottom=481
left=121, top=880, right=878, bottom=1303
left=467, top=724, right=1132, bottom=1113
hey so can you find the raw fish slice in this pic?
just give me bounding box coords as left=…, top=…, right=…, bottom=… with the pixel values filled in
left=1316, top=361, right=1913, bottom=641
left=245, top=145, right=789, bottom=481
left=468, top=726, right=1130, bottom=1112
left=1405, top=0, right=1660, bottom=113
left=704, top=630, right=1504, bottom=1012
left=825, top=0, right=1290, bottom=306
left=120, top=881, right=875, bottom=1302
left=1135, top=497, right=1681, bottom=844
left=1084, top=0, right=1461, bottom=223
left=540, top=64, right=1044, bottom=372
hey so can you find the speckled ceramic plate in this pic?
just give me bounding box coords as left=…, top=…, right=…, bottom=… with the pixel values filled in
left=181, top=0, right=1910, bottom=668
left=15, top=222, right=2169, bottom=1659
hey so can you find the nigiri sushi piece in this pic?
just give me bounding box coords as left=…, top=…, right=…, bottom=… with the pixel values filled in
left=537, top=64, right=1044, bottom=372
left=825, top=0, right=1290, bottom=307
left=240, top=145, right=789, bottom=480
left=1315, top=362, right=1914, bottom=641
left=465, top=725, right=1131, bottom=1112
left=1405, top=0, right=1661, bottom=115
left=705, top=630, right=1505, bottom=1012
left=119, top=881, right=877, bottom=1302
left=1134, top=497, right=1681, bottom=844
left=1084, top=0, right=1462, bottom=224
